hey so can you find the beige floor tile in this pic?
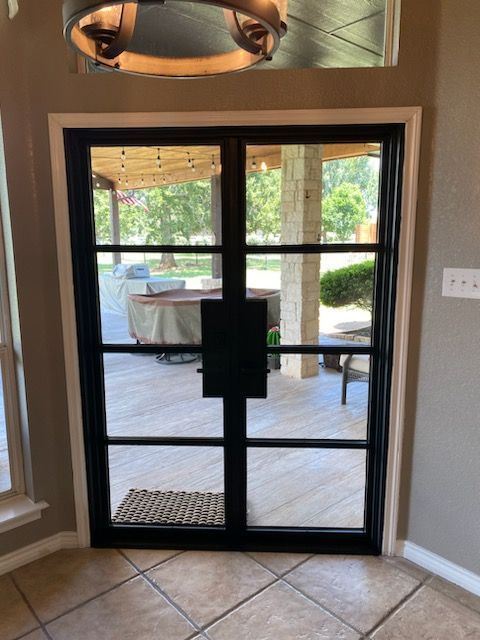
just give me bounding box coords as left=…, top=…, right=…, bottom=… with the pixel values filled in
left=247, top=551, right=311, bottom=576
left=207, top=581, right=360, bottom=639
left=286, top=555, right=419, bottom=634
left=428, top=575, right=480, bottom=614
left=121, top=548, right=183, bottom=571
left=12, top=549, right=137, bottom=622
left=19, top=630, right=48, bottom=640
left=0, top=574, right=39, bottom=640
left=148, top=551, right=275, bottom=626
left=372, top=585, right=480, bottom=639
left=46, top=576, right=194, bottom=640
left=384, top=556, right=430, bottom=582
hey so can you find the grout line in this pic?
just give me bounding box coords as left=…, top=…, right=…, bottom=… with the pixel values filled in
left=423, top=575, right=480, bottom=618
left=280, top=576, right=364, bottom=636
left=10, top=573, right=54, bottom=640
left=383, top=556, right=432, bottom=581
left=118, top=548, right=186, bottom=572
left=28, top=572, right=140, bottom=628
left=202, top=576, right=281, bottom=633
left=365, top=576, right=429, bottom=636
left=121, top=553, right=205, bottom=637
left=244, top=551, right=315, bottom=578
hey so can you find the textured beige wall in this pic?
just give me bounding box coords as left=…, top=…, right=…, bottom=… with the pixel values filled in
left=0, top=0, right=476, bottom=571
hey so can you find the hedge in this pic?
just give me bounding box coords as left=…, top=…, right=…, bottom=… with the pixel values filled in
left=320, top=260, right=375, bottom=310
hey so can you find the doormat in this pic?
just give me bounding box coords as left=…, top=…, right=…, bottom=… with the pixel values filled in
left=112, top=488, right=225, bottom=526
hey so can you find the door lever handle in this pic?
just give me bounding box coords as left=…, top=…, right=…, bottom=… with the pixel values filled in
left=196, top=368, right=225, bottom=374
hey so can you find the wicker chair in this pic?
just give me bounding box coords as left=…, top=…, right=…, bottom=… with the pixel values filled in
left=339, top=354, right=370, bottom=404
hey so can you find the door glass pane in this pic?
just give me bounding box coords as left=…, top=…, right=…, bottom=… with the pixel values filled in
left=0, top=365, right=11, bottom=493
left=245, top=144, right=381, bottom=245
left=247, top=448, right=366, bottom=528
left=104, top=354, right=223, bottom=438
left=108, top=446, right=224, bottom=526
left=98, top=252, right=222, bottom=343
left=91, top=145, right=222, bottom=246
left=248, top=354, right=370, bottom=439
left=246, top=253, right=375, bottom=347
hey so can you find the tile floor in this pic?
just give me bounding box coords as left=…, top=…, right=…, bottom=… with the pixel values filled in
left=1, top=548, right=480, bottom=639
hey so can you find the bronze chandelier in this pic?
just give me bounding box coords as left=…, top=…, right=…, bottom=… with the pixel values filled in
left=63, top=0, right=288, bottom=78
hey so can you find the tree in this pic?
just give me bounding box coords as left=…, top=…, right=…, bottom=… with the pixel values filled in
left=246, top=169, right=281, bottom=242
left=322, top=155, right=379, bottom=213
left=320, top=260, right=375, bottom=311
left=322, top=183, right=368, bottom=242
left=93, top=180, right=212, bottom=268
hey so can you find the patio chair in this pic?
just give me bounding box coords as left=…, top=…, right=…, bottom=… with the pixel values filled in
left=339, top=354, right=370, bottom=404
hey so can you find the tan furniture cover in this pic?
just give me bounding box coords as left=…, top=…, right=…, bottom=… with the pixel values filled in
left=99, top=274, right=186, bottom=315
left=128, top=288, right=281, bottom=345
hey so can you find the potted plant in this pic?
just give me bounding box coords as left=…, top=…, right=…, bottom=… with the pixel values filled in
left=267, top=326, right=281, bottom=370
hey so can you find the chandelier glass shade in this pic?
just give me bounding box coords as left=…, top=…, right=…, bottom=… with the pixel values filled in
left=63, top=0, right=288, bottom=78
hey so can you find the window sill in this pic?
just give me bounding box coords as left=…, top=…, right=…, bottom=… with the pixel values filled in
left=0, top=494, right=49, bottom=534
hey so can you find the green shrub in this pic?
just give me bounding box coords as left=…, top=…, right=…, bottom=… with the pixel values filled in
left=320, top=260, right=375, bottom=310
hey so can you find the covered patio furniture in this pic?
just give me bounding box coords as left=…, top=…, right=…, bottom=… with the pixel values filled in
left=99, top=274, right=186, bottom=315
left=127, top=288, right=281, bottom=345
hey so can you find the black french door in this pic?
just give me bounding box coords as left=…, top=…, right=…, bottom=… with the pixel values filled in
left=65, top=123, right=404, bottom=554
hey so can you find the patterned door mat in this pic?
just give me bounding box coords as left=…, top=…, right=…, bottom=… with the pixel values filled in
left=112, top=489, right=225, bottom=526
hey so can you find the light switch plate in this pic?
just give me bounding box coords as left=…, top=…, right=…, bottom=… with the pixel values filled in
left=442, top=268, right=480, bottom=299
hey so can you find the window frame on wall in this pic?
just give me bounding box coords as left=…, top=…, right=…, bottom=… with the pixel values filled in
left=0, top=209, right=24, bottom=501
left=0, top=115, right=49, bottom=534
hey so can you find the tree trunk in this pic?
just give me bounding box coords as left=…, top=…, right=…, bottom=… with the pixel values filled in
left=158, top=253, right=177, bottom=269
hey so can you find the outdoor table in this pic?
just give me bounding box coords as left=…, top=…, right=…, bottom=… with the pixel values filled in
left=127, top=288, right=281, bottom=345
left=99, top=274, right=186, bottom=315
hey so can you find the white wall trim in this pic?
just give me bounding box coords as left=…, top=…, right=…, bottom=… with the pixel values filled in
left=48, top=107, right=422, bottom=552
left=382, top=106, right=423, bottom=554
left=0, top=494, right=49, bottom=535
left=0, top=531, right=78, bottom=575
left=398, top=540, right=480, bottom=597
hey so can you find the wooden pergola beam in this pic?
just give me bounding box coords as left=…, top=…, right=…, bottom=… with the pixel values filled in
left=91, top=143, right=380, bottom=191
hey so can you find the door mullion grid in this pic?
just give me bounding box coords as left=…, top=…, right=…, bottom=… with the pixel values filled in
left=65, top=125, right=404, bottom=551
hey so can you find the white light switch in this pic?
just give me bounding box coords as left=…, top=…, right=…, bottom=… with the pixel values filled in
left=442, top=268, right=480, bottom=299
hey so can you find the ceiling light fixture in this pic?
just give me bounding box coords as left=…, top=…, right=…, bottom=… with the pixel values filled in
left=62, top=0, right=287, bottom=78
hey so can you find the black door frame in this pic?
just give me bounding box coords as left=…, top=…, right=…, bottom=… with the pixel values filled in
left=65, top=123, right=404, bottom=554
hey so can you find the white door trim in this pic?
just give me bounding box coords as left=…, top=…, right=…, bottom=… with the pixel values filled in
left=48, top=107, right=422, bottom=551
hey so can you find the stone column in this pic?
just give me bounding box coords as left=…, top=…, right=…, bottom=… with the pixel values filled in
left=280, top=145, right=322, bottom=379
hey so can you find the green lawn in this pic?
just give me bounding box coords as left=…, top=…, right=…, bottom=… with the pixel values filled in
left=98, top=254, right=281, bottom=278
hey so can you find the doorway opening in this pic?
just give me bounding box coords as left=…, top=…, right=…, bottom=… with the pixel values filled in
left=65, top=124, right=404, bottom=553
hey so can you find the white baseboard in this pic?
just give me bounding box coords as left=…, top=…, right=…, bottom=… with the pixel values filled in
left=0, top=531, right=79, bottom=575
left=398, top=540, right=480, bottom=597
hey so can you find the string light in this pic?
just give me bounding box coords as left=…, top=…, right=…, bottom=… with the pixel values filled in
left=156, top=148, right=161, bottom=170
left=163, top=175, right=167, bottom=184
left=261, top=161, right=268, bottom=172
left=191, top=158, right=196, bottom=172
left=251, top=156, right=257, bottom=170
left=152, top=175, right=156, bottom=184
left=121, top=161, right=126, bottom=172
left=141, top=174, right=145, bottom=186
left=118, top=175, right=122, bottom=184
left=211, top=155, right=216, bottom=171
left=121, top=148, right=126, bottom=162
left=125, top=176, right=129, bottom=186
left=187, top=152, right=192, bottom=168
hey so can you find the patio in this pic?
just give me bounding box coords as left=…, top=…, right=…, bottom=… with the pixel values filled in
left=103, top=310, right=369, bottom=529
